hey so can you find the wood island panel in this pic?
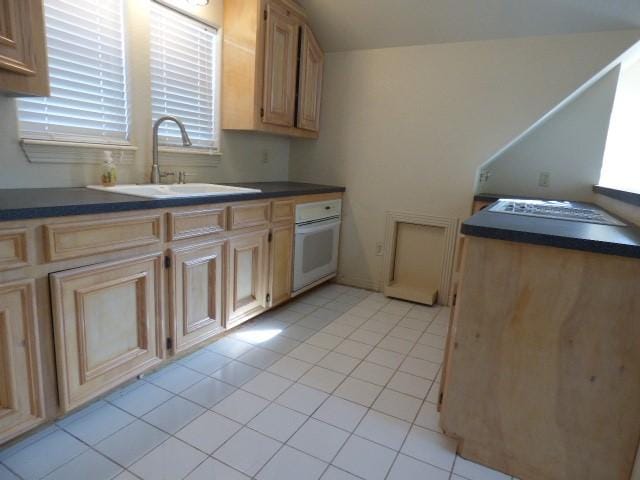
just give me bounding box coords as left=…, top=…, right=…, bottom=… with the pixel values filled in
left=440, top=237, right=640, bottom=480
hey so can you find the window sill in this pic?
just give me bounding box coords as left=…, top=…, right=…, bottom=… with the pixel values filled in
left=157, top=146, right=222, bottom=167
left=20, top=138, right=137, bottom=165
left=158, top=146, right=221, bottom=156
left=593, top=185, right=640, bottom=207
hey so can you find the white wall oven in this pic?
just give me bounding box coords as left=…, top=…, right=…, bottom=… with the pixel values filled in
left=293, top=199, right=342, bottom=293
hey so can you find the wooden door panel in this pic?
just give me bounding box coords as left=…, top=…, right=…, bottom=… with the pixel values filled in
left=170, top=242, right=224, bottom=353
left=50, top=254, right=163, bottom=412
left=262, top=2, right=299, bottom=127
left=0, top=280, right=45, bottom=445
left=297, top=24, right=323, bottom=131
left=269, top=223, right=294, bottom=307
left=0, top=0, right=37, bottom=76
left=227, top=231, right=268, bottom=327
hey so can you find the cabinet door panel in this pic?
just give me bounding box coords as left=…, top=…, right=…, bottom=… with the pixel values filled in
left=0, top=0, right=48, bottom=96
left=262, top=2, right=299, bottom=127
left=170, top=242, right=224, bottom=353
left=0, top=0, right=37, bottom=75
left=269, top=223, right=294, bottom=307
left=0, top=280, right=45, bottom=445
left=50, top=254, right=163, bottom=412
left=227, top=231, right=268, bottom=327
left=297, top=25, right=323, bottom=132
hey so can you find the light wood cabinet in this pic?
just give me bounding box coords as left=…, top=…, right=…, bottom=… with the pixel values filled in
left=262, top=1, right=299, bottom=127
left=222, top=0, right=323, bottom=138
left=0, top=228, right=29, bottom=271
left=50, top=254, right=164, bottom=412
left=440, top=237, right=640, bottom=480
left=0, top=0, right=49, bottom=96
left=0, top=191, right=342, bottom=444
left=297, top=25, right=323, bottom=132
left=268, top=223, right=294, bottom=307
left=226, top=230, right=269, bottom=328
left=169, top=242, right=225, bottom=354
left=0, top=280, right=45, bottom=444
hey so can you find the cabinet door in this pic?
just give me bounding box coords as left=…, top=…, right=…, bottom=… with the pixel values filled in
left=269, top=223, right=294, bottom=307
left=0, top=280, right=45, bottom=445
left=262, top=1, right=299, bottom=127
left=297, top=24, right=323, bottom=132
left=227, top=230, right=269, bottom=328
left=169, top=242, right=225, bottom=353
left=50, top=254, right=163, bottom=412
left=0, top=0, right=49, bottom=96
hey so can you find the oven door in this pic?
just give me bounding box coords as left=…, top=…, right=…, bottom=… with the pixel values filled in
left=293, top=217, right=341, bottom=292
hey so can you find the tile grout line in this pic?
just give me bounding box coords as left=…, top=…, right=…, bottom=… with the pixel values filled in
left=1, top=287, right=449, bottom=480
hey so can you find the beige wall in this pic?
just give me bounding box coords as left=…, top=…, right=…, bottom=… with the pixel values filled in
left=289, top=30, right=640, bottom=290
left=0, top=0, right=290, bottom=188
left=478, top=66, right=620, bottom=201
left=595, top=195, right=640, bottom=227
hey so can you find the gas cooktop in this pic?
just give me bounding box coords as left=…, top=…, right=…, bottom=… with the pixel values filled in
left=488, top=199, right=626, bottom=227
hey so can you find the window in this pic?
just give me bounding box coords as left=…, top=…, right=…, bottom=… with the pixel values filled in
left=17, top=0, right=129, bottom=144
left=598, top=59, right=640, bottom=194
left=150, top=2, right=219, bottom=151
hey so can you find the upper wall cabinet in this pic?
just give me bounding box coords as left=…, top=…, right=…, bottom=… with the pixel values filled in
left=297, top=25, right=323, bottom=132
left=0, top=0, right=49, bottom=96
left=222, top=0, right=324, bottom=138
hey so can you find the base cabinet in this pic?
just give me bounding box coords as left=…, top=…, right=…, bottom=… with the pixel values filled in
left=269, top=223, right=294, bottom=307
left=169, top=242, right=225, bottom=354
left=226, top=230, right=269, bottom=328
left=0, top=280, right=45, bottom=444
left=50, top=254, right=164, bottom=412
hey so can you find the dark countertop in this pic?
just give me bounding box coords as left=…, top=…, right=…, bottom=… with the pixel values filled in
left=0, top=182, right=346, bottom=221
left=463, top=199, right=640, bottom=259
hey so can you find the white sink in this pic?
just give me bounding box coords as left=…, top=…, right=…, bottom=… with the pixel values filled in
left=87, top=183, right=262, bottom=199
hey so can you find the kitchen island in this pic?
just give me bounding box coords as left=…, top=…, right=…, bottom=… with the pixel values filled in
left=440, top=200, right=640, bottom=480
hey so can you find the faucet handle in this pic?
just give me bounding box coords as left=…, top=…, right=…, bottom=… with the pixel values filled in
left=159, top=171, right=176, bottom=183
left=178, top=171, right=193, bottom=184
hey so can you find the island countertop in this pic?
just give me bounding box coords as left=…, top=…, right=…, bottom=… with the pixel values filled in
left=0, top=182, right=346, bottom=221
left=462, top=198, right=640, bottom=259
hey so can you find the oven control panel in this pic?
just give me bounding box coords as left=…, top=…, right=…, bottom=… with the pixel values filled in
left=296, top=199, right=343, bottom=224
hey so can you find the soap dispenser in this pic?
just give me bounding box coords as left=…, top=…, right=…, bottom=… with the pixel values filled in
left=101, top=151, right=117, bottom=187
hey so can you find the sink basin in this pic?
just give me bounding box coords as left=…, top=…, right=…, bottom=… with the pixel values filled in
left=87, top=183, right=262, bottom=199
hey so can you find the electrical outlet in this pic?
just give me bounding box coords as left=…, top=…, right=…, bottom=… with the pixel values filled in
left=261, top=150, right=269, bottom=164
left=538, top=171, right=551, bottom=188
left=478, top=170, right=491, bottom=183
left=375, top=242, right=384, bottom=256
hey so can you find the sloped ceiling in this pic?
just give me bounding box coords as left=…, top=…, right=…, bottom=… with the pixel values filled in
left=298, top=0, right=640, bottom=52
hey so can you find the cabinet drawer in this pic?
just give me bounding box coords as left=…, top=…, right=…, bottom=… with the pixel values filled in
left=229, top=202, right=270, bottom=230
left=167, top=208, right=226, bottom=241
left=271, top=200, right=295, bottom=223
left=44, top=215, right=162, bottom=262
left=0, top=228, right=29, bottom=271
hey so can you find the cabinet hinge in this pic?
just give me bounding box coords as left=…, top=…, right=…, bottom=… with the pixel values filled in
left=166, top=337, right=173, bottom=350
left=268, top=232, right=273, bottom=242
left=264, top=9, right=267, bottom=20
left=164, top=255, right=171, bottom=269
left=266, top=293, right=271, bottom=303
left=260, top=107, right=264, bottom=118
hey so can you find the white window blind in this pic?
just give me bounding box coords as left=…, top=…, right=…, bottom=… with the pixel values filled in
left=150, top=2, right=218, bottom=150
left=17, top=0, right=129, bottom=144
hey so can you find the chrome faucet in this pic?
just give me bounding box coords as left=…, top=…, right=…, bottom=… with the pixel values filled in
left=150, top=116, right=192, bottom=184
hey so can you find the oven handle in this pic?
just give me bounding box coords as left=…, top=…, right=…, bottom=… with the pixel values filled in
left=295, top=218, right=341, bottom=235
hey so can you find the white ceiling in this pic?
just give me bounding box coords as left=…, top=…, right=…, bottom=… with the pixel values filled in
left=297, top=0, right=640, bottom=52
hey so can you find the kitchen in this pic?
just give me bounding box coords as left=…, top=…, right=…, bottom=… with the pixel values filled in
left=1, top=1, right=640, bottom=479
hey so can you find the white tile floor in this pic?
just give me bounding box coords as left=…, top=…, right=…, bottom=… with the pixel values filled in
left=0, top=283, right=517, bottom=480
